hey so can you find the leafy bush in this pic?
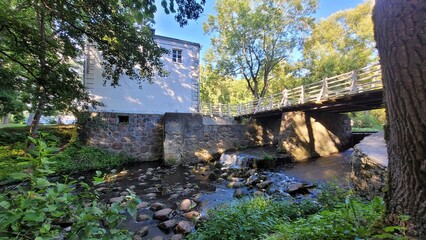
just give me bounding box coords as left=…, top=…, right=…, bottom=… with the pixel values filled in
left=0, top=137, right=139, bottom=239
left=267, top=196, right=385, bottom=240
left=188, top=197, right=320, bottom=240
left=0, top=125, right=76, bottom=146
left=52, top=144, right=132, bottom=174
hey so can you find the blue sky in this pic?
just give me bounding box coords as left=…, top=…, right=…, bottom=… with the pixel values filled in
left=153, top=0, right=365, bottom=62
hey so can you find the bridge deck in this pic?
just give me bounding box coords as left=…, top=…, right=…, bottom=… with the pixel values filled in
left=200, top=63, right=383, bottom=118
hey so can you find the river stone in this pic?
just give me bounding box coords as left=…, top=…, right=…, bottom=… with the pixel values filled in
left=137, top=201, right=150, bottom=209
left=151, top=236, right=164, bottom=240
left=109, top=196, right=123, bottom=204
left=245, top=175, right=260, bottom=186
left=133, top=226, right=149, bottom=240
left=136, top=213, right=151, bottom=222
left=233, top=189, right=245, bottom=198
left=179, top=199, right=196, bottom=212
left=169, top=193, right=180, bottom=199
left=183, top=211, right=200, bottom=220
left=95, top=187, right=109, bottom=193
left=158, top=219, right=178, bottom=231
left=227, top=181, right=244, bottom=188
left=146, top=193, right=157, bottom=199
left=257, top=180, right=273, bottom=190
left=153, top=208, right=173, bottom=221
left=171, top=234, right=184, bottom=240
left=287, top=183, right=304, bottom=193
left=175, top=220, right=193, bottom=234
left=150, top=202, right=166, bottom=211
left=120, top=191, right=129, bottom=196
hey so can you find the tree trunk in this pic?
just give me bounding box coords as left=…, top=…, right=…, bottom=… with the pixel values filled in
left=373, top=0, right=426, bottom=236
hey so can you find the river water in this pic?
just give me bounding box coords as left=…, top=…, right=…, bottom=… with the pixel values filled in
left=80, top=147, right=353, bottom=239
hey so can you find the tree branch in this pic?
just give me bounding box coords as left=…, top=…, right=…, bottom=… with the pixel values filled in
left=0, top=50, right=39, bottom=80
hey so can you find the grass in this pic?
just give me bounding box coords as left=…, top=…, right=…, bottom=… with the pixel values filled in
left=352, top=127, right=382, bottom=132
left=0, top=125, right=133, bottom=182
left=0, top=123, right=27, bottom=129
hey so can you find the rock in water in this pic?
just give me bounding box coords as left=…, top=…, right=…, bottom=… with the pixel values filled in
left=171, top=234, right=184, bottom=240
left=179, top=199, right=196, bottom=212
left=257, top=180, right=273, bottom=190
left=158, top=219, right=178, bottom=231
left=136, top=214, right=150, bottom=222
left=153, top=208, right=173, bottom=221
left=175, top=221, right=193, bottom=234
left=150, top=202, right=166, bottom=211
left=183, top=211, right=200, bottom=220
left=133, top=226, right=149, bottom=240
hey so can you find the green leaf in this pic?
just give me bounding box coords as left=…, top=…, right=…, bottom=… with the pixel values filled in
left=35, top=178, right=53, bottom=188
left=23, top=211, right=45, bottom=222
left=9, top=172, right=29, bottom=180
left=40, top=223, right=51, bottom=233
left=0, top=200, right=11, bottom=209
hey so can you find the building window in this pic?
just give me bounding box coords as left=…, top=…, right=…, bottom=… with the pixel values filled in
left=117, top=115, right=129, bottom=124
left=172, top=49, right=182, bottom=63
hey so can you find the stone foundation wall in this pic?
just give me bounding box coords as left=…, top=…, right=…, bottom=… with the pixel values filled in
left=83, top=112, right=163, bottom=161
left=350, top=132, right=388, bottom=199
left=163, top=113, right=281, bottom=165
left=278, top=111, right=352, bottom=161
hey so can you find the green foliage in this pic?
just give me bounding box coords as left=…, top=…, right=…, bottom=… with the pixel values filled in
left=316, top=181, right=349, bottom=209
left=268, top=196, right=385, bottom=240
left=204, top=0, right=317, bottom=99
left=188, top=197, right=319, bottom=240
left=0, top=125, right=131, bottom=181
left=52, top=144, right=133, bottom=174
left=350, top=109, right=386, bottom=131
left=0, top=137, right=139, bottom=239
left=302, top=0, right=377, bottom=83
left=0, top=0, right=205, bottom=135
left=0, top=125, right=75, bottom=146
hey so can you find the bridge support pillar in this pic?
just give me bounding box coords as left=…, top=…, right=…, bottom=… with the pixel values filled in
left=278, top=111, right=352, bottom=161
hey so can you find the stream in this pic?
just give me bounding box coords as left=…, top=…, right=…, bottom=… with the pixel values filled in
left=75, top=146, right=353, bottom=240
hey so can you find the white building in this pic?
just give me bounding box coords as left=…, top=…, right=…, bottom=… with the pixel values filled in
left=84, top=34, right=201, bottom=114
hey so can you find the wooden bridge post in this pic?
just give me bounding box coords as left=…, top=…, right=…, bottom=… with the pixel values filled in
left=299, top=85, right=305, bottom=104
left=281, top=89, right=289, bottom=107
left=269, top=95, right=274, bottom=109
left=317, top=78, right=329, bottom=101
left=219, top=103, right=223, bottom=117
left=350, top=70, right=358, bottom=93
left=227, top=104, right=231, bottom=117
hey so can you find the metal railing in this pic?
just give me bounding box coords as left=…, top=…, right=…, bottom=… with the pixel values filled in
left=200, top=63, right=382, bottom=117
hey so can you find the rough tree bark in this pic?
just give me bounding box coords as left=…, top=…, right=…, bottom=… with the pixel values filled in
left=373, top=0, right=426, bottom=236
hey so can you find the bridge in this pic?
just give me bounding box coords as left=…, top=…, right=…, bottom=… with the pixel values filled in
left=199, top=63, right=383, bottom=118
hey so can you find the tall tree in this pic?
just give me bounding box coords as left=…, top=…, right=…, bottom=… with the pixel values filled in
left=0, top=0, right=205, bottom=137
left=204, top=0, right=317, bottom=99
left=303, top=0, right=376, bottom=83
left=373, top=0, right=426, bottom=236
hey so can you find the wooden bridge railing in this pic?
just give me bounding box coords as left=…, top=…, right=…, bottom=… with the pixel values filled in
left=199, top=63, right=382, bottom=117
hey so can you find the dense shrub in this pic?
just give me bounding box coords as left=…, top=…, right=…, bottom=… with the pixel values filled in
left=52, top=144, right=132, bottom=174
left=188, top=197, right=320, bottom=240
left=0, top=137, right=139, bottom=239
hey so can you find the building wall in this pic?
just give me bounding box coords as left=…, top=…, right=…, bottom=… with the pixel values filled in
left=163, top=113, right=279, bottom=165
left=82, top=112, right=163, bottom=161
left=84, top=35, right=200, bottom=114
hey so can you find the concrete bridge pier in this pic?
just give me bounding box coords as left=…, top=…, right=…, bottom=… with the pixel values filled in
left=278, top=111, right=352, bottom=161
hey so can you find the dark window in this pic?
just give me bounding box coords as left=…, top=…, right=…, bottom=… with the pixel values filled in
left=118, top=115, right=129, bottom=123
left=172, top=49, right=182, bottom=63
